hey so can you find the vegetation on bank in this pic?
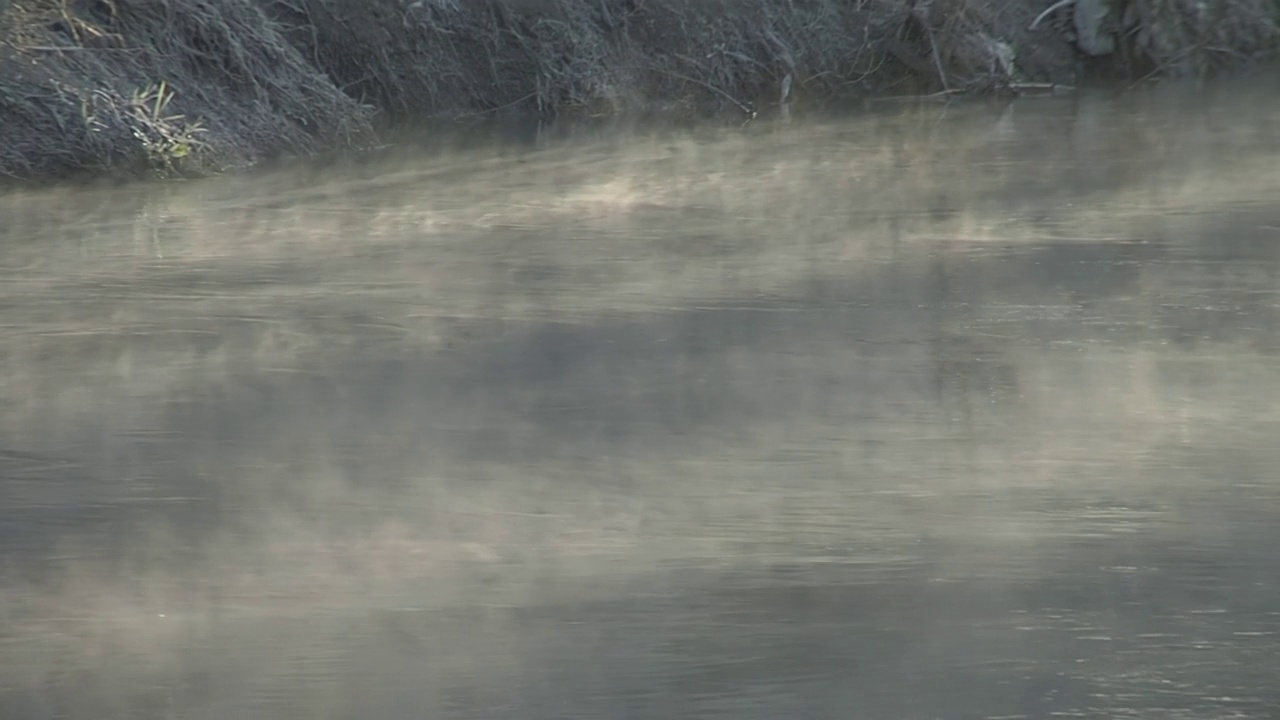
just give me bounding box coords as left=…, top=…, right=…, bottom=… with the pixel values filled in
left=0, top=0, right=1277, bottom=181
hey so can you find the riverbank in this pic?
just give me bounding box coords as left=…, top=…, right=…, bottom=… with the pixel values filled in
left=1, top=0, right=1277, bottom=182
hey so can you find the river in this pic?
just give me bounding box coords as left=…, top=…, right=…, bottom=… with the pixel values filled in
left=2, top=78, right=1280, bottom=719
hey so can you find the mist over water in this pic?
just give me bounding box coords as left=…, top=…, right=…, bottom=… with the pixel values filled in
left=3, top=80, right=1280, bottom=719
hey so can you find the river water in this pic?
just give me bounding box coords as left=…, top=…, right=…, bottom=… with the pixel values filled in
left=2, top=79, right=1280, bottom=719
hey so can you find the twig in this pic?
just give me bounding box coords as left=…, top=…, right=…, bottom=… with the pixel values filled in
left=925, top=25, right=948, bottom=92
left=709, top=48, right=769, bottom=71
left=1204, top=46, right=1245, bottom=59
left=1009, top=81, right=1075, bottom=92
left=911, top=1, right=948, bottom=92
left=19, top=45, right=136, bottom=52
left=1029, top=0, right=1076, bottom=31
left=820, top=51, right=888, bottom=86
left=661, top=66, right=755, bottom=117
left=480, top=91, right=539, bottom=115
left=1126, top=44, right=1200, bottom=90
left=763, top=28, right=796, bottom=74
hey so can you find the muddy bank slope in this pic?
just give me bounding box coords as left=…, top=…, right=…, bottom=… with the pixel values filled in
left=1, top=0, right=1277, bottom=181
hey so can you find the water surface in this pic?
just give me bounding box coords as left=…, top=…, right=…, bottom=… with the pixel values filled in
left=2, top=81, right=1280, bottom=719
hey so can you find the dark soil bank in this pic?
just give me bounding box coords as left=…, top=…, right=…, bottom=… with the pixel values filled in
left=1, top=0, right=1277, bottom=181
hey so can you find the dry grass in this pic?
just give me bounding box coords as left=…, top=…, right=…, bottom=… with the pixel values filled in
left=0, top=0, right=1276, bottom=180
left=0, top=0, right=375, bottom=179
left=271, top=0, right=1075, bottom=119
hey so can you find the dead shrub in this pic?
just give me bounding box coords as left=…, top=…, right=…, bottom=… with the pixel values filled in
left=0, top=0, right=1276, bottom=182
left=1120, top=0, right=1280, bottom=78
left=0, top=0, right=374, bottom=180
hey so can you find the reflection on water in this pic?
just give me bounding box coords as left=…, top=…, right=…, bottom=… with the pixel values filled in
left=3, top=80, right=1280, bottom=719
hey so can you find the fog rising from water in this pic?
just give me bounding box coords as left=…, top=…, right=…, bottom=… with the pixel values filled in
left=2, top=81, right=1280, bottom=719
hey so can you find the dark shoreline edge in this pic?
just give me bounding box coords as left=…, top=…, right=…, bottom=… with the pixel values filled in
left=0, top=0, right=1276, bottom=183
